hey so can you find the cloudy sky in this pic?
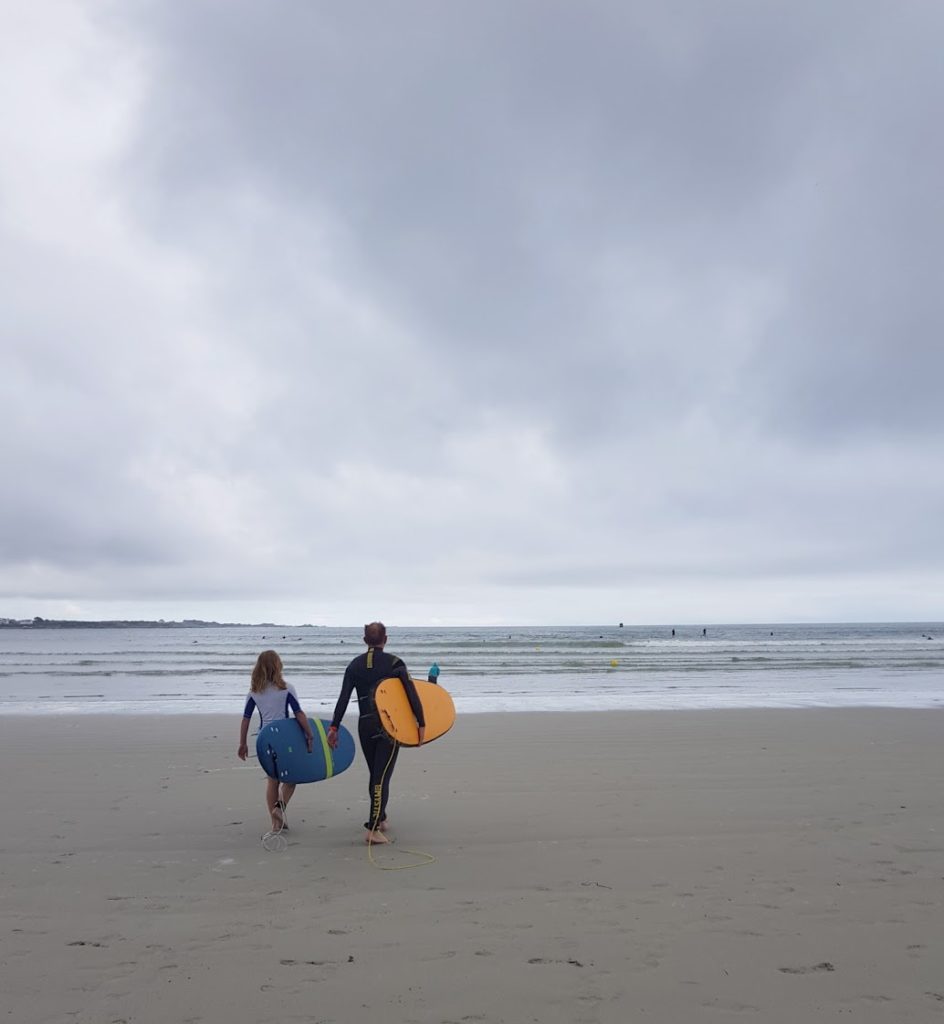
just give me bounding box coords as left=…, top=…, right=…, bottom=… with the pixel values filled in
left=1, top=2, right=941, bottom=625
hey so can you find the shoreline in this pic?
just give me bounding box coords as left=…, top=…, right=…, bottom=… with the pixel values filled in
left=5, top=709, right=944, bottom=1022
left=3, top=699, right=944, bottom=717
left=5, top=703, right=944, bottom=718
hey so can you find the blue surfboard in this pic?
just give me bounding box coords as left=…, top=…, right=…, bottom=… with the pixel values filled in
left=256, top=717, right=355, bottom=784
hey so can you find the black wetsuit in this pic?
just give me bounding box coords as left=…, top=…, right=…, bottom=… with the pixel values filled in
left=331, top=647, right=425, bottom=831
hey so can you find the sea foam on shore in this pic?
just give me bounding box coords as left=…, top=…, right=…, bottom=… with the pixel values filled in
left=1, top=622, right=942, bottom=714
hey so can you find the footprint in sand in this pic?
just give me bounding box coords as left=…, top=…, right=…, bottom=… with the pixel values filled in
left=778, top=962, right=835, bottom=974
left=528, top=957, right=588, bottom=967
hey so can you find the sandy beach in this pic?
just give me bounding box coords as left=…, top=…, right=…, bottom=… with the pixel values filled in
left=3, top=709, right=943, bottom=1023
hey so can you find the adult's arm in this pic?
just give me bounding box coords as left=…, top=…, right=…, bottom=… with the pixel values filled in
left=394, top=659, right=426, bottom=728
left=329, top=665, right=356, bottom=738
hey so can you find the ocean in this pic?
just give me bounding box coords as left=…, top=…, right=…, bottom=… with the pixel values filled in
left=0, top=622, right=941, bottom=715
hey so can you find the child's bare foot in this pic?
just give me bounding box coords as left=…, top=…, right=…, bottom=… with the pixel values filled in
left=365, top=829, right=390, bottom=844
left=271, top=804, right=285, bottom=832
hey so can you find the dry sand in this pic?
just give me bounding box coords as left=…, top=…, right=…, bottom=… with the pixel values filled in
left=2, top=709, right=943, bottom=1023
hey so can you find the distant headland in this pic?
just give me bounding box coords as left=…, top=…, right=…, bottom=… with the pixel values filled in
left=0, top=617, right=313, bottom=629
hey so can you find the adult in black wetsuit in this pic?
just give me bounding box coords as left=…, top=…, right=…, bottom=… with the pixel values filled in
left=327, top=622, right=425, bottom=844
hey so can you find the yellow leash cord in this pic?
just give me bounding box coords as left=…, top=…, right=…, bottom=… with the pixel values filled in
left=367, top=740, right=436, bottom=871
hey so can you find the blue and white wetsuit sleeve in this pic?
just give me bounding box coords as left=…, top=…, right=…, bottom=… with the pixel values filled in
left=243, top=695, right=257, bottom=720
left=284, top=685, right=301, bottom=718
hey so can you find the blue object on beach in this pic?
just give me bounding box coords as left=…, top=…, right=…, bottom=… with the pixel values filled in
left=256, top=717, right=355, bottom=784
left=427, top=662, right=440, bottom=683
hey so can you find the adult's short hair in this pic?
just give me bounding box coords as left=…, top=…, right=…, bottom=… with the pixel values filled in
left=363, top=621, right=386, bottom=646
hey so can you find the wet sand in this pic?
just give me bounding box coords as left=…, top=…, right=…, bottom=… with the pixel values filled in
left=3, top=710, right=943, bottom=1023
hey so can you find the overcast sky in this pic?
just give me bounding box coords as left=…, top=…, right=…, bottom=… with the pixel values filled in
left=1, top=2, right=942, bottom=625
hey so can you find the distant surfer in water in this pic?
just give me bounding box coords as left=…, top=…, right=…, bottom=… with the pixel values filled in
left=328, top=622, right=425, bottom=844
left=238, top=650, right=314, bottom=834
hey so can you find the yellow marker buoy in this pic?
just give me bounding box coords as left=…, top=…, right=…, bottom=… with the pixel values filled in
left=610, top=659, right=618, bottom=667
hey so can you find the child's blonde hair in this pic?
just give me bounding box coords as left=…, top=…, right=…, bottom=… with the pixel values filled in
left=251, top=650, right=286, bottom=693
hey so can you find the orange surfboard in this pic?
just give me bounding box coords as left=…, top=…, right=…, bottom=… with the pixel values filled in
left=374, top=677, right=456, bottom=746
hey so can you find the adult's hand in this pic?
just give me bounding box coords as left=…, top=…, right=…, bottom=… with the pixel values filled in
left=327, top=725, right=339, bottom=750
left=417, top=726, right=426, bottom=747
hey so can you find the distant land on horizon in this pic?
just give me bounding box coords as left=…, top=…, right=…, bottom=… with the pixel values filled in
left=0, top=617, right=314, bottom=629
left=1, top=618, right=939, bottom=633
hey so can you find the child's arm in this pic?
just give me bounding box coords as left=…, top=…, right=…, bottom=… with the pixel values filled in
left=238, top=695, right=256, bottom=760
left=286, top=688, right=314, bottom=752
left=237, top=715, right=250, bottom=760
left=293, top=706, right=314, bottom=752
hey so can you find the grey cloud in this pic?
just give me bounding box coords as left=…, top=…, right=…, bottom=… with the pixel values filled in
left=1, top=1, right=941, bottom=621
left=110, top=2, right=944, bottom=449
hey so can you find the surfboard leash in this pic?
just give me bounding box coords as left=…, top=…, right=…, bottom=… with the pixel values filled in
left=260, top=746, right=289, bottom=852
left=367, top=740, right=436, bottom=871
left=261, top=807, right=288, bottom=853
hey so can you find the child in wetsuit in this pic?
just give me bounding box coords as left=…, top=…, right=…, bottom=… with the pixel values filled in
left=237, top=650, right=314, bottom=833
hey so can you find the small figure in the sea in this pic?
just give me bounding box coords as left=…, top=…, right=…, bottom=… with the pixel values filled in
left=428, top=662, right=440, bottom=684
left=328, top=622, right=425, bottom=845
left=672, top=628, right=676, bottom=637
left=237, top=649, right=314, bottom=835
left=702, top=628, right=707, bottom=637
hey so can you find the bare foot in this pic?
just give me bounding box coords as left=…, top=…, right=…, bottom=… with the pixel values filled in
left=377, top=820, right=390, bottom=833
left=270, top=805, right=285, bottom=832
left=365, top=829, right=390, bottom=844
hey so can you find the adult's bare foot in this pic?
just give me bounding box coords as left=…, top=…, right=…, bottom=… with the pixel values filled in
left=365, top=829, right=390, bottom=844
